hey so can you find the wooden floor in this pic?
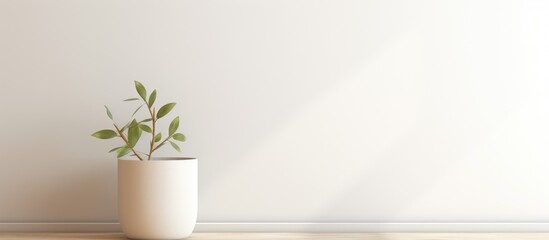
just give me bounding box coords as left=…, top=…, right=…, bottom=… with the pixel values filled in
left=2, top=233, right=549, bottom=240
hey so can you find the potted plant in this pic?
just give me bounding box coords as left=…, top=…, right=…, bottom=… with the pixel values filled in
left=92, top=81, right=197, bottom=240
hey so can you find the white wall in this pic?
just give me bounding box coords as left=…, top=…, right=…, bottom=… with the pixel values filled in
left=1, top=0, right=549, bottom=224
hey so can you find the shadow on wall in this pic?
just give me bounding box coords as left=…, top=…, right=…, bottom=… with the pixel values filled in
left=192, top=0, right=427, bottom=219
left=28, top=167, right=117, bottom=222
left=193, top=0, right=450, bottom=222
left=0, top=148, right=117, bottom=222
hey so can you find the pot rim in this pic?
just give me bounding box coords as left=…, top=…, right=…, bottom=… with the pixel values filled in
left=118, top=157, right=197, bottom=161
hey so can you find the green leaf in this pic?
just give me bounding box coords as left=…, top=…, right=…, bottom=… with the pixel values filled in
left=169, top=141, right=181, bottom=152
left=134, top=81, right=147, bottom=102
left=120, top=120, right=132, bottom=132
left=154, top=133, right=162, bottom=142
left=157, top=103, right=176, bottom=119
left=148, top=89, right=157, bottom=107
left=132, top=104, right=144, bottom=117
left=91, top=129, right=117, bottom=139
left=128, top=119, right=139, bottom=128
left=104, top=105, right=113, bottom=120
left=172, top=133, right=186, bottom=142
left=123, top=98, right=140, bottom=101
left=121, top=119, right=138, bottom=133
left=169, top=116, right=179, bottom=136
left=141, top=118, right=153, bottom=123
left=108, top=146, right=124, bottom=153
left=117, top=147, right=131, bottom=158
left=139, top=124, right=152, bottom=133
left=127, top=120, right=142, bottom=147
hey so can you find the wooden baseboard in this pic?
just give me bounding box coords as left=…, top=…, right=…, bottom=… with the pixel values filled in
left=0, top=223, right=119, bottom=232
left=2, top=222, right=549, bottom=232
left=4, top=233, right=549, bottom=240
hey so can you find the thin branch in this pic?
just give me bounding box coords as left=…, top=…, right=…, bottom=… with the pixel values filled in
left=147, top=107, right=156, bottom=160
left=113, top=123, right=143, bottom=161
left=151, top=134, right=173, bottom=153
left=134, top=150, right=150, bottom=157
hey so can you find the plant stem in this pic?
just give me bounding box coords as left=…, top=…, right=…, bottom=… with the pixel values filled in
left=147, top=107, right=156, bottom=160
left=151, top=134, right=172, bottom=152
left=134, top=150, right=150, bottom=157
left=113, top=123, right=143, bottom=161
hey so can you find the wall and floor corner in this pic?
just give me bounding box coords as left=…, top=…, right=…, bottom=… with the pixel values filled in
left=1, top=0, right=549, bottom=232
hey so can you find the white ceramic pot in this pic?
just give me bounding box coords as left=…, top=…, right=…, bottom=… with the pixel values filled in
left=118, top=158, right=197, bottom=240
